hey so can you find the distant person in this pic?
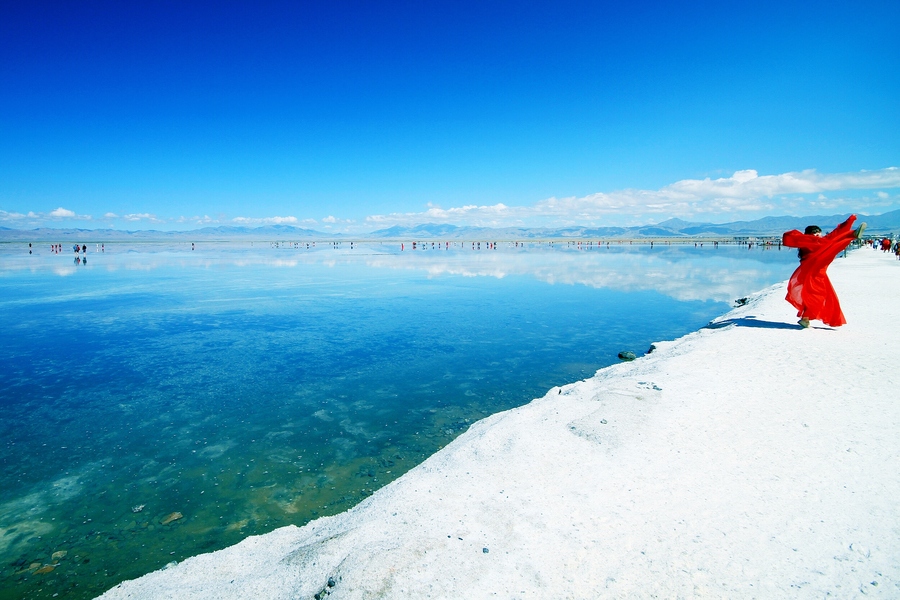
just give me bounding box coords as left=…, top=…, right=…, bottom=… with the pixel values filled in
left=782, top=215, right=865, bottom=328
left=82, top=244, right=87, bottom=254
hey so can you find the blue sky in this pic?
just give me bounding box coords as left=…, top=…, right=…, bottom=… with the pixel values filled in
left=1, top=1, right=898, bottom=232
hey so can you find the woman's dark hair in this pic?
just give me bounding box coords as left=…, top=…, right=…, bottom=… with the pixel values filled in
left=804, top=225, right=822, bottom=235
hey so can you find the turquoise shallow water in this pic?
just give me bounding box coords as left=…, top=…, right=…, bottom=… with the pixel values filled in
left=0, top=241, right=796, bottom=599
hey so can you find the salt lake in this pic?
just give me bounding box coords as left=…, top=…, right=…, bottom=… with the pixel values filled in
left=0, top=240, right=797, bottom=599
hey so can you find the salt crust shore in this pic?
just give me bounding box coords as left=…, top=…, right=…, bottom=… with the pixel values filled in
left=98, top=249, right=900, bottom=599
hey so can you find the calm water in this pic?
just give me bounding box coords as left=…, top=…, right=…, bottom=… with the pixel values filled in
left=0, top=240, right=796, bottom=599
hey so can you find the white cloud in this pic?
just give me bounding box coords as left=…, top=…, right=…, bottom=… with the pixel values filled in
left=656, top=168, right=900, bottom=199
left=49, top=207, right=76, bottom=218
left=123, top=213, right=161, bottom=222
left=176, top=215, right=218, bottom=224
left=45, top=207, right=92, bottom=220
left=4, top=167, right=898, bottom=232
left=320, top=215, right=356, bottom=227
left=365, top=203, right=514, bottom=228
left=535, top=168, right=900, bottom=219
left=232, top=215, right=299, bottom=226
left=0, top=210, right=27, bottom=221
left=363, top=167, right=900, bottom=228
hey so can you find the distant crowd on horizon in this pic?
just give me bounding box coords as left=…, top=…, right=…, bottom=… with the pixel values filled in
left=20, top=234, right=900, bottom=258
left=866, top=236, right=900, bottom=259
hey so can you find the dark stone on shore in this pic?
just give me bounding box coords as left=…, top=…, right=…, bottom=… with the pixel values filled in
left=483, top=547, right=489, bottom=553
left=617, top=351, right=637, bottom=361
left=646, top=344, right=657, bottom=354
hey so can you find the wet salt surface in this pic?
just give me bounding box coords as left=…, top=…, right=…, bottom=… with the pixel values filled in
left=0, top=241, right=795, bottom=599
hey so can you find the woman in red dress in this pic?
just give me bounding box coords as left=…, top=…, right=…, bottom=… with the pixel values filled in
left=781, top=215, right=865, bottom=328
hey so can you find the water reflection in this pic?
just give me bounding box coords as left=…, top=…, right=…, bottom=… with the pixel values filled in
left=0, top=242, right=797, bottom=600
left=365, top=246, right=793, bottom=302
left=0, top=241, right=795, bottom=304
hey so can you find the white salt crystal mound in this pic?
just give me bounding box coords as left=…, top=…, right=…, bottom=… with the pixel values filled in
left=98, top=249, right=900, bottom=599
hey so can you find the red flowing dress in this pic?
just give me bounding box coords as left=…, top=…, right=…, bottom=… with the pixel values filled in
left=781, top=214, right=857, bottom=327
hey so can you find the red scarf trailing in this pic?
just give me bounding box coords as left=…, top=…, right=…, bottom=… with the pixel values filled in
left=781, top=215, right=857, bottom=327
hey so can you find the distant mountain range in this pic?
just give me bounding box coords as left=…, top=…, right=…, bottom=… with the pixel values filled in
left=368, top=210, right=900, bottom=239
left=2, top=210, right=899, bottom=241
